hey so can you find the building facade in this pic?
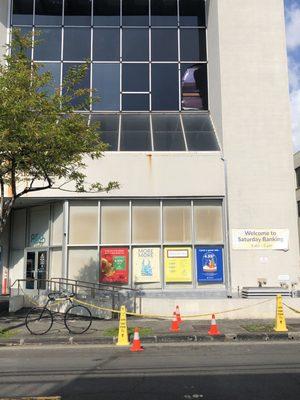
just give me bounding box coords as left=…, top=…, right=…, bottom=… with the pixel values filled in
left=0, top=0, right=299, bottom=309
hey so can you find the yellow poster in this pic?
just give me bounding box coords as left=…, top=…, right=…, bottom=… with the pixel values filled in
left=133, top=248, right=160, bottom=283
left=164, top=247, right=192, bottom=283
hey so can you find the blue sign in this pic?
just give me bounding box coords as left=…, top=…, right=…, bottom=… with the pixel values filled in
left=196, top=246, right=224, bottom=283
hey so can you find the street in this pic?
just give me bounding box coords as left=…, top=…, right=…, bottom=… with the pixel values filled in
left=0, top=342, right=300, bottom=399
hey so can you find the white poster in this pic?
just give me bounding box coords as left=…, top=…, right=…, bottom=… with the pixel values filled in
left=132, top=248, right=160, bottom=283
left=232, top=229, right=289, bottom=250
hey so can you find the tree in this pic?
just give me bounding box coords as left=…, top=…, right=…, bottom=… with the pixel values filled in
left=0, top=30, right=118, bottom=233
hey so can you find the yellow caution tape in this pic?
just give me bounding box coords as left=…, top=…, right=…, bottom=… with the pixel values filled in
left=283, top=302, right=300, bottom=314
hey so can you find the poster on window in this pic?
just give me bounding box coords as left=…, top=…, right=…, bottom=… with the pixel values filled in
left=132, top=247, right=160, bottom=283
left=100, top=247, right=129, bottom=283
left=164, top=247, right=192, bottom=283
left=196, top=246, right=224, bottom=283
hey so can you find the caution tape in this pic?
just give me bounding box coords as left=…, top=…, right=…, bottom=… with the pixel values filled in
left=73, top=297, right=273, bottom=320
left=283, top=302, right=300, bottom=314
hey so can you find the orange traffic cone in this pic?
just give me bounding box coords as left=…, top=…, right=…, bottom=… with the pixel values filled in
left=176, top=305, right=183, bottom=323
left=130, top=327, right=144, bottom=352
left=170, top=311, right=180, bottom=332
left=208, top=314, right=221, bottom=336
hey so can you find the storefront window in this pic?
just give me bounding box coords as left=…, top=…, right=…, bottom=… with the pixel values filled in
left=68, top=248, right=98, bottom=281
left=69, top=202, right=98, bottom=244
left=50, top=203, right=63, bottom=246
left=163, top=201, right=192, bottom=243
left=194, top=201, right=223, bottom=244
left=132, top=202, right=160, bottom=243
left=29, top=206, right=50, bottom=248
left=101, top=202, right=129, bottom=244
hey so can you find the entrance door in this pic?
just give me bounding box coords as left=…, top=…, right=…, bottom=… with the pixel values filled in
left=25, top=250, right=48, bottom=290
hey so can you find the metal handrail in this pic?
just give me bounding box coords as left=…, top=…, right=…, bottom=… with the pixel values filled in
left=51, top=277, right=140, bottom=292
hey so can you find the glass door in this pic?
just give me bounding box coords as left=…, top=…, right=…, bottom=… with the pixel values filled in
left=25, top=250, right=48, bottom=290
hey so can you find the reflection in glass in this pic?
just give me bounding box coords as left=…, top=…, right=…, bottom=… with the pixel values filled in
left=181, top=64, right=207, bottom=110
left=179, top=0, right=206, bottom=26
left=151, top=0, right=177, bottom=26
left=93, top=28, right=120, bottom=61
left=182, top=114, right=219, bottom=151
left=12, top=0, right=33, bottom=25
left=63, top=63, right=90, bottom=109
left=63, top=28, right=90, bottom=61
left=34, top=28, right=61, bottom=61
left=122, top=0, right=149, bottom=26
left=122, top=94, right=149, bottom=111
left=152, top=114, right=185, bottom=151
left=151, top=29, right=178, bottom=61
left=64, top=0, right=91, bottom=26
left=180, top=29, right=207, bottom=61
left=122, top=64, right=149, bottom=92
left=38, top=63, right=61, bottom=94
left=94, top=0, right=120, bottom=26
left=93, top=64, right=120, bottom=111
left=120, top=114, right=151, bottom=151
left=35, top=0, right=62, bottom=25
left=91, top=114, right=119, bottom=151
left=152, top=64, right=179, bottom=110
left=122, top=29, right=149, bottom=61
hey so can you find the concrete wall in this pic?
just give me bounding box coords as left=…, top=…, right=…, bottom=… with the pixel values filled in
left=217, top=0, right=300, bottom=289
left=0, top=0, right=9, bottom=59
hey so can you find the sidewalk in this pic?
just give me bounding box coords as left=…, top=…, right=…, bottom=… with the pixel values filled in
left=1, top=310, right=300, bottom=346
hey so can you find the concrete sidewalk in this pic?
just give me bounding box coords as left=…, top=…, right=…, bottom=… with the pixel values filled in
left=1, top=309, right=300, bottom=346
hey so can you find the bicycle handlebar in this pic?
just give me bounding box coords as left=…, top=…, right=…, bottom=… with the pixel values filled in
left=48, top=291, right=75, bottom=301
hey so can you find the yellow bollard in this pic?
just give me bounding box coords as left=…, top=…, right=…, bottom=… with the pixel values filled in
left=274, top=294, right=288, bottom=332
left=116, top=305, right=130, bottom=346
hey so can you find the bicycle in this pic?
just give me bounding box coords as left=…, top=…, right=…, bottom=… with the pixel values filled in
left=25, top=291, right=92, bottom=335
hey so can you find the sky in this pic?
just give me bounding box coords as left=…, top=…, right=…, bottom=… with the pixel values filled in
left=285, top=0, right=300, bottom=152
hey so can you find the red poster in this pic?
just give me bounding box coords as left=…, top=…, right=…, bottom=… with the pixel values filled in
left=100, top=247, right=129, bottom=284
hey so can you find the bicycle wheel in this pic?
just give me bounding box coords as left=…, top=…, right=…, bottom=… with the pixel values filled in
left=64, top=305, right=92, bottom=334
left=25, top=307, right=53, bottom=335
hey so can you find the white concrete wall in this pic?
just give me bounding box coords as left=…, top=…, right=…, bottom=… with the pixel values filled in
left=0, top=0, right=9, bottom=59
left=217, top=0, right=300, bottom=290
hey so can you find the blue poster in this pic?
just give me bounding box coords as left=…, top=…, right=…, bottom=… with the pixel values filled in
left=196, top=246, right=224, bottom=283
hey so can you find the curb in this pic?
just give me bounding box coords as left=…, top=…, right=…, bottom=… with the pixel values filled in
left=0, top=332, right=297, bottom=347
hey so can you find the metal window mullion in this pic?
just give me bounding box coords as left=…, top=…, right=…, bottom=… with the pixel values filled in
left=180, top=113, right=188, bottom=151
left=129, top=200, right=132, bottom=287
left=160, top=200, right=164, bottom=290
left=149, top=113, right=154, bottom=151
left=33, top=0, right=36, bottom=26
left=118, top=113, right=121, bottom=151
left=191, top=200, right=196, bottom=289
left=62, top=200, right=69, bottom=280
left=97, top=199, right=101, bottom=265
left=90, top=21, right=93, bottom=112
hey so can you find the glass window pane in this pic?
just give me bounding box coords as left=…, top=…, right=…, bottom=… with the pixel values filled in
left=152, top=64, right=179, bottom=110
left=180, top=29, right=206, bottom=61
left=63, top=63, right=90, bottom=109
left=94, top=0, right=120, bottom=26
left=29, top=206, right=50, bottom=247
left=68, top=248, right=98, bottom=281
left=179, top=0, right=206, bottom=26
left=93, top=28, right=119, bottom=61
left=51, top=203, right=63, bottom=246
left=49, top=249, right=62, bottom=280
left=152, top=114, right=185, bottom=151
left=120, top=114, right=151, bottom=151
left=132, top=201, right=161, bottom=243
left=122, top=28, right=149, bottom=61
left=34, top=28, right=61, bottom=61
left=122, top=64, right=149, bottom=91
left=181, top=63, right=208, bottom=110
left=122, top=94, right=149, bottom=111
left=12, top=209, right=26, bottom=250
left=35, top=0, right=63, bottom=25
left=63, top=28, right=90, bottom=61
left=38, top=63, right=61, bottom=94
left=151, top=0, right=177, bottom=26
left=194, top=201, right=223, bottom=244
left=12, top=27, right=32, bottom=59
left=64, top=0, right=91, bottom=26
left=151, top=29, right=178, bottom=61
left=163, top=201, right=191, bottom=243
left=69, top=202, right=98, bottom=244
left=122, top=0, right=149, bottom=26
left=91, top=114, right=119, bottom=151
left=182, top=114, right=219, bottom=151
left=101, top=202, right=129, bottom=244
left=93, top=64, right=120, bottom=111
left=12, top=0, right=33, bottom=25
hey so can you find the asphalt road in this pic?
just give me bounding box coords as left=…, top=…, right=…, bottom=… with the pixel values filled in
left=0, top=342, right=300, bottom=399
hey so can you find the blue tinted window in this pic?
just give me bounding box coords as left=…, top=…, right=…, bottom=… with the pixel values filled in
left=182, top=115, right=219, bottom=151
left=34, top=28, right=61, bottom=61
left=179, top=0, right=206, bottom=26
left=152, top=64, right=179, bottom=110
left=93, top=64, right=120, bottom=111
left=64, top=0, right=91, bottom=26
left=151, top=0, right=177, bottom=26
left=94, top=0, right=120, bottom=26
left=181, top=63, right=208, bottom=110
left=122, top=28, right=149, bottom=61
left=91, top=114, right=119, bottom=151
left=122, top=64, right=149, bottom=92
left=122, top=0, right=149, bottom=26
left=35, top=0, right=63, bottom=25
left=151, top=29, right=178, bottom=61
left=93, top=28, right=120, bottom=61
left=122, top=94, right=149, bottom=111
left=152, top=114, right=185, bottom=151
left=120, top=114, right=151, bottom=151
left=12, top=0, right=33, bottom=25
left=38, top=63, right=61, bottom=94
left=63, top=63, right=90, bottom=109
left=180, top=29, right=206, bottom=61
left=63, top=28, right=90, bottom=61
